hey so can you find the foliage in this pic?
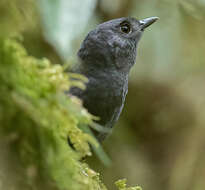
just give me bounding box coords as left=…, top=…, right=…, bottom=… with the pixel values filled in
left=115, top=179, right=142, bottom=190
left=37, top=0, right=97, bottom=60
left=0, top=38, right=106, bottom=190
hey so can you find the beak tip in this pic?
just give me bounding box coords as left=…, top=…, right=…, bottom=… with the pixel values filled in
left=152, top=16, right=160, bottom=20
left=140, top=16, right=159, bottom=30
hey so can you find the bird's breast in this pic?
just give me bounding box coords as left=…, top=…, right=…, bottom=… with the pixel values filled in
left=81, top=73, right=128, bottom=128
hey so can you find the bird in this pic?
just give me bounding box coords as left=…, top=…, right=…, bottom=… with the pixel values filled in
left=69, top=17, right=158, bottom=141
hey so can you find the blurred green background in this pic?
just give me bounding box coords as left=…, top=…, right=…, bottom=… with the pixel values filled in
left=90, top=1, right=205, bottom=190
left=1, top=0, right=205, bottom=190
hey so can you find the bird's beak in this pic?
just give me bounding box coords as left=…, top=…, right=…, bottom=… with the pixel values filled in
left=139, top=17, right=159, bottom=30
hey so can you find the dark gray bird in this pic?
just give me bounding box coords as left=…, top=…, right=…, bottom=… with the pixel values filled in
left=70, top=17, right=158, bottom=141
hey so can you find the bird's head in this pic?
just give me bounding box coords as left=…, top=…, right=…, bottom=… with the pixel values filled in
left=78, top=17, right=158, bottom=74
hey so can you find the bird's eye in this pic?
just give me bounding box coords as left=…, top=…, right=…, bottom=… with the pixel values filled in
left=120, top=22, right=131, bottom=34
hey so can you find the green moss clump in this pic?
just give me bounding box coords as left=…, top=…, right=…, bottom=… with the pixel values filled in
left=0, top=38, right=106, bottom=190
left=115, top=179, right=142, bottom=190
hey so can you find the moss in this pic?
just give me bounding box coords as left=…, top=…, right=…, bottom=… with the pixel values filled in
left=115, top=179, right=142, bottom=190
left=0, top=38, right=106, bottom=190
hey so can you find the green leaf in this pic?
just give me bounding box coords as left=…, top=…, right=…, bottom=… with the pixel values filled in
left=37, top=0, right=97, bottom=60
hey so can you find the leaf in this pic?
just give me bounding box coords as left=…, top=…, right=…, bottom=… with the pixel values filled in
left=37, top=0, right=97, bottom=60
